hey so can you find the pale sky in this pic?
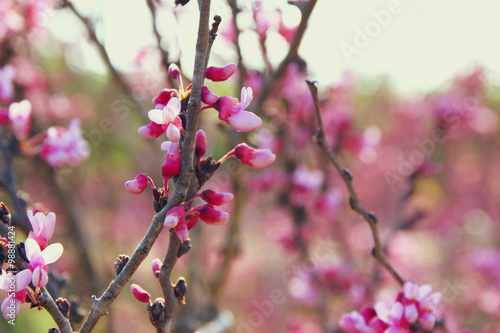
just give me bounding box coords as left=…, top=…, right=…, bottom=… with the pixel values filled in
left=47, top=0, right=500, bottom=94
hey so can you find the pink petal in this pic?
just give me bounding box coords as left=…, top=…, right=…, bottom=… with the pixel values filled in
left=226, top=110, right=262, bottom=132
left=15, top=269, right=32, bottom=291
left=204, top=63, right=236, bottom=82
left=419, top=312, right=436, bottom=330
left=1, top=295, right=20, bottom=319
left=200, top=190, right=234, bottom=206
left=238, top=87, right=253, bottom=109
left=25, top=238, right=41, bottom=262
left=27, top=210, right=41, bottom=235
left=148, top=109, right=164, bottom=124
left=166, top=97, right=181, bottom=117
left=138, top=122, right=164, bottom=139
left=32, top=265, right=48, bottom=287
left=166, top=123, right=181, bottom=143
left=404, top=303, right=419, bottom=324
left=40, top=212, right=56, bottom=241
left=41, top=243, right=63, bottom=264
left=250, top=149, right=276, bottom=168
left=151, top=259, right=162, bottom=277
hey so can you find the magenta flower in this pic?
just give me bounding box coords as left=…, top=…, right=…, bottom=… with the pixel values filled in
left=201, top=86, right=218, bottom=105
left=148, top=97, right=181, bottom=126
left=131, top=284, right=151, bottom=304
left=195, top=129, right=206, bottom=163
left=0, top=64, right=15, bottom=103
left=25, top=238, right=63, bottom=288
left=40, top=119, right=90, bottom=168
left=213, top=87, right=262, bottom=132
left=221, top=143, right=276, bottom=168
left=164, top=206, right=189, bottom=241
left=0, top=270, right=32, bottom=319
left=190, top=204, right=229, bottom=225
left=161, top=141, right=181, bottom=186
left=204, top=63, right=236, bottom=82
left=152, top=88, right=177, bottom=108
left=151, top=259, right=162, bottom=278
left=27, top=210, right=56, bottom=250
left=188, top=189, right=234, bottom=206
left=8, top=99, right=32, bottom=141
left=125, top=173, right=155, bottom=195
left=138, top=121, right=164, bottom=139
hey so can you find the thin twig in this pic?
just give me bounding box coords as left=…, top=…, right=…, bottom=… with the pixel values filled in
left=38, top=288, right=74, bottom=333
left=204, top=15, right=222, bottom=69
left=306, top=80, right=405, bottom=286
left=252, top=0, right=317, bottom=114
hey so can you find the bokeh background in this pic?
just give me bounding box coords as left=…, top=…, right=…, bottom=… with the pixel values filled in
left=1, top=0, right=500, bottom=332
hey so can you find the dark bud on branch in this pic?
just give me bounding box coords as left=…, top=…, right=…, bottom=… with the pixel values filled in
left=148, top=298, right=166, bottom=327
left=114, top=254, right=129, bottom=276
left=153, top=187, right=167, bottom=213
left=48, top=329, right=59, bottom=333
left=173, top=277, right=187, bottom=304
left=0, top=203, right=11, bottom=224
left=177, top=239, right=191, bottom=258
left=342, top=168, right=353, bottom=181
left=196, top=156, right=221, bottom=187
left=367, top=212, right=378, bottom=224
left=371, top=247, right=377, bottom=257
left=69, top=296, right=85, bottom=325
left=55, top=298, right=70, bottom=318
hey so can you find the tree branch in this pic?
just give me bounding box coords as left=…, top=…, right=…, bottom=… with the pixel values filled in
left=306, top=80, right=405, bottom=286
left=253, top=0, right=317, bottom=114
left=38, top=288, right=74, bottom=333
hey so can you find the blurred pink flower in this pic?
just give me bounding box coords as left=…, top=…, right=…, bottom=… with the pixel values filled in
left=40, top=119, right=90, bottom=167
left=0, top=64, right=15, bottom=102
left=8, top=99, right=32, bottom=140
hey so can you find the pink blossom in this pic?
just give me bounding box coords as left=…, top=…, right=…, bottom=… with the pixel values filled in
left=0, top=64, right=15, bottom=102
left=27, top=210, right=55, bottom=250
left=213, top=87, right=262, bottom=132
left=194, top=189, right=234, bottom=206
left=166, top=123, right=181, bottom=142
left=164, top=206, right=186, bottom=229
left=148, top=97, right=181, bottom=126
left=40, top=119, right=90, bottom=167
left=151, top=259, right=162, bottom=277
left=190, top=204, right=229, bottom=225
left=204, top=63, right=236, bottom=82
left=8, top=99, right=32, bottom=140
left=0, top=270, right=32, bottom=319
left=125, top=173, right=154, bottom=195
left=195, top=129, right=206, bottom=163
left=168, top=63, right=181, bottom=80
left=223, top=143, right=276, bottom=168
left=131, top=284, right=151, bottom=304
left=161, top=141, right=181, bottom=185
left=138, top=121, right=164, bottom=139
left=201, top=86, right=218, bottom=105
left=152, top=89, right=177, bottom=107
left=25, top=238, right=63, bottom=288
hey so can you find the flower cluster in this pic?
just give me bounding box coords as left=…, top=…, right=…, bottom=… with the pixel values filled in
left=339, top=282, right=443, bottom=333
left=0, top=99, right=90, bottom=167
left=126, top=62, right=275, bottom=241
left=0, top=210, right=63, bottom=319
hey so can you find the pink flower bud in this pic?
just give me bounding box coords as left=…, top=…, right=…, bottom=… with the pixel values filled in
left=232, top=143, right=276, bottom=168
left=131, top=284, right=151, bottom=304
left=8, top=100, right=32, bottom=140
left=125, top=174, right=152, bottom=195
left=151, top=258, right=162, bottom=277
left=166, top=123, right=181, bottom=143
left=162, top=142, right=181, bottom=185
left=201, top=86, right=218, bottom=104
left=192, top=205, right=229, bottom=225
left=199, top=189, right=234, bottom=206
left=152, top=89, right=176, bottom=107
left=0, top=108, right=8, bottom=125
left=138, top=122, right=165, bottom=139
left=168, top=63, right=181, bottom=80
left=195, top=129, right=206, bottom=163
left=164, top=206, right=185, bottom=228
left=204, top=63, right=236, bottom=82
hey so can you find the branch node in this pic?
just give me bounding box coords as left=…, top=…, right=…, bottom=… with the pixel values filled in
left=367, top=212, right=378, bottom=224
left=342, top=168, right=353, bottom=181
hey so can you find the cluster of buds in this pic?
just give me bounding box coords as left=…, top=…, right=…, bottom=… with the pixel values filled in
left=339, top=281, right=443, bottom=332
left=126, top=62, right=276, bottom=239
left=0, top=100, right=90, bottom=168
left=0, top=209, right=63, bottom=319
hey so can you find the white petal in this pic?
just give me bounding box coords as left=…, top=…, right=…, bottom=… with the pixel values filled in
left=41, top=212, right=56, bottom=241
left=41, top=243, right=63, bottom=264
left=148, top=109, right=164, bottom=124
left=25, top=238, right=40, bottom=262
left=160, top=141, right=172, bottom=151
left=27, top=210, right=40, bottom=234
left=15, top=269, right=32, bottom=291
left=166, top=97, right=181, bottom=116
